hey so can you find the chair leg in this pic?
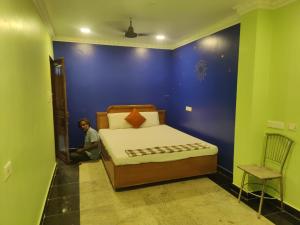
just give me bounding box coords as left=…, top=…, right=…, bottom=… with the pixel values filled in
left=280, top=177, right=284, bottom=210
left=258, top=179, right=266, bottom=218
left=238, top=171, right=246, bottom=202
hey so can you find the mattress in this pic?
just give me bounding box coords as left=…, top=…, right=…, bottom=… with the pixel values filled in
left=99, top=125, right=218, bottom=166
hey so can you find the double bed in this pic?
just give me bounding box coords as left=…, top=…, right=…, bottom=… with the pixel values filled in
left=97, top=104, right=218, bottom=190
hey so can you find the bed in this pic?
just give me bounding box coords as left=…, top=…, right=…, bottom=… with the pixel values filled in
left=96, top=104, right=218, bottom=190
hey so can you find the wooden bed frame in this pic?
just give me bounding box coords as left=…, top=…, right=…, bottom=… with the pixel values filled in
left=96, top=104, right=217, bottom=190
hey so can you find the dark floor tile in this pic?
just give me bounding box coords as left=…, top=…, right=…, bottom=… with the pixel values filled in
left=266, top=211, right=300, bottom=225
left=242, top=198, right=281, bottom=216
left=53, top=173, right=79, bottom=186
left=40, top=159, right=80, bottom=225
left=55, top=164, right=78, bottom=175
left=228, top=185, right=257, bottom=200
left=208, top=172, right=233, bottom=193
left=43, top=211, right=80, bottom=225
left=208, top=172, right=232, bottom=185
left=45, top=195, right=79, bottom=216
left=209, top=173, right=258, bottom=204
left=49, top=182, right=79, bottom=199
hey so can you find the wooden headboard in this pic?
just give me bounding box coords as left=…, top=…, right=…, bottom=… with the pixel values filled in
left=96, top=104, right=166, bottom=129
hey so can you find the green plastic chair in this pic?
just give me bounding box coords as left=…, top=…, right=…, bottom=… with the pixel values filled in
left=237, top=133, right=294, bottom=218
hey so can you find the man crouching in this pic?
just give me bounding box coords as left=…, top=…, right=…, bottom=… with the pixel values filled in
left=70, top=118, right=100, bottom=163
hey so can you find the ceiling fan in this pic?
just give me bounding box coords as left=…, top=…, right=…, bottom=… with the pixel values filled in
left=124, top=18, right=149, bottom=38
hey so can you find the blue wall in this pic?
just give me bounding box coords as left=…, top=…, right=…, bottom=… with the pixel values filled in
left=53, top=42, right=172, bottom=147
left=168, top=25, right=240, bottom=172
left=53, top=24, right=239, bottom=172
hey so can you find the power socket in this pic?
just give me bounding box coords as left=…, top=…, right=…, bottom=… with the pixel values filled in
left=288, top=123, right=297, bottom=131
left=185, top=106, right=192, bottom=112
left=267, top=120, right=285, bottom=129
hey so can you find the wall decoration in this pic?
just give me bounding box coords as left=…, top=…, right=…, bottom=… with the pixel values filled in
left=195, top=60, right=208, bottom=81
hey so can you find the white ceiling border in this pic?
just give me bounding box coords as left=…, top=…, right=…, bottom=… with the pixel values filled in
left=33, top=0, right=55, bottom=38
left=234, top=0, right=296, bottom=16
left=271, top=0, right=297, bottom=8
left=53, top=36, right=174, bottom=50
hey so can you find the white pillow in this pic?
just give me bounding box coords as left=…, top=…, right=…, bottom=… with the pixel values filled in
left=139, top=111, right=160, bottom=128
left=108, top=112, right=132, bottom=129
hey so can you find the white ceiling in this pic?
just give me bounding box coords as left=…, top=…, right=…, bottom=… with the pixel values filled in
left=36, top=0, right=293, bottom=49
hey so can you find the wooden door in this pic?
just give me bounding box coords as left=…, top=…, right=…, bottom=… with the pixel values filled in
left=49, top=57, right=70, bottom=163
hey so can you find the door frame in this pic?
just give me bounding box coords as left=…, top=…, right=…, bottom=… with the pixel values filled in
left=49, top=56, right=70, bottom=163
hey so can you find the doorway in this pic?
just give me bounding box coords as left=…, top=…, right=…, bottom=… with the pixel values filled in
left=49, top=57, right=70, bottom=163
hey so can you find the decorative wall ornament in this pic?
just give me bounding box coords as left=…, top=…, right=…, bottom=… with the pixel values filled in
left=195, top=60, right=208, bottom=81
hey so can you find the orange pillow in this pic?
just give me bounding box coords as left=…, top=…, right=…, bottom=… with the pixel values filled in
left=125, top=108, right=146, bottom=128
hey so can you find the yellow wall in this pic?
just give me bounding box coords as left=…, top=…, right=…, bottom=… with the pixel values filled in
left=0, top=0, right=56, bottom=225
left=234, top=1, right=300, bottom=211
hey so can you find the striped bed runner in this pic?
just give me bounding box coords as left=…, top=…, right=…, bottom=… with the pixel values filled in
left=125, top=142, right=210, bottom=157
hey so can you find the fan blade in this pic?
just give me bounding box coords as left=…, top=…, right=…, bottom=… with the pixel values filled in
left=137, top=33, right=151, bottom=37
left=104, top=21, right=127, bottom=33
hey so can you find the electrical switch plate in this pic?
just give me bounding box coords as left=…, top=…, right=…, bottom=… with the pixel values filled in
left=267, top=120, right=285, bottom=129
left=185, top=106, right=192, bottom=112
left=3, top=161, right=12, bottom=181
left=287, top=123, right=297, bottom=131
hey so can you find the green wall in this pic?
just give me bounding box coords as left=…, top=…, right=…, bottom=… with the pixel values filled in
left=234, top=1, right=300, bottom=211
left=0, top=0, right=56, bottom=225
left=1, top=0, right=299, bottom=222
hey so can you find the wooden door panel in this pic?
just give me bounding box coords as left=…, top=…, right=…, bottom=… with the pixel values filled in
left=50, top=57, right=70, bottom=163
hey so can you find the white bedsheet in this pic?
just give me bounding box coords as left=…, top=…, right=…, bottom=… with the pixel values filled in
left=99, top=125, right=218, bottom=165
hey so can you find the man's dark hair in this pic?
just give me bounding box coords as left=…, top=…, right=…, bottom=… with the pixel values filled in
left=78, top=118, right=90, bottom=128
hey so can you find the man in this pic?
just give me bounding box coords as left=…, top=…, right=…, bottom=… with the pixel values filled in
left=70, top=118, right=100, bottom=163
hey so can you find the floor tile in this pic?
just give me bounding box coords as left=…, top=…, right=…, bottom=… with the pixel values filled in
left=49, top=182, right=79, bottom=199
left=266, top=212, right=300, bottom=225
left=43, top=211, right=80, bottom=225
left=208, top=172, right=235, bottom=195
left=53, top=173, right=79, bottom=186
left=45, top=195, right=79, bottom=216
left=208, top=171, right=232, bottom=184
left=240, top=197, right=281, bottom=216
left=55, top=165, right=78, bottom=178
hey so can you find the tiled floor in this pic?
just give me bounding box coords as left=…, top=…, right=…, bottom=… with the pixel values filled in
left=207, top=172, right=300, bottom=225
left=40, top=160, right=80, bottom=225
left=40, top=160, right=300, bottom=225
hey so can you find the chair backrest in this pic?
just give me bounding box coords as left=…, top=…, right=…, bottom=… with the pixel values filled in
left=263, top=133, right=294, bottom=173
